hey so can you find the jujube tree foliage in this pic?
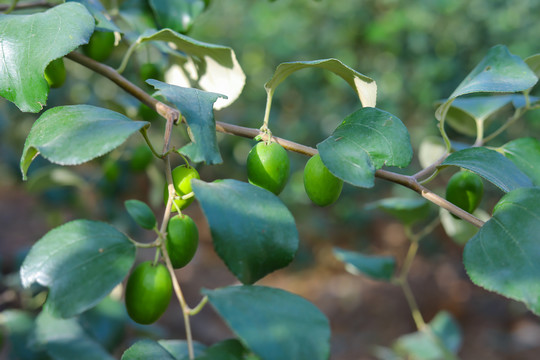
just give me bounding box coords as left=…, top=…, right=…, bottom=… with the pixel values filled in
left=0, top=1, right=540, bottom=360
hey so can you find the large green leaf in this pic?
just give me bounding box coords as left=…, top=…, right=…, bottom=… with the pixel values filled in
left=191, top=179, right=298, bottom=284
left=333, top=247, right=396, bottom=281
left=317, top=107, right=412, bottom=188
left=440, top=147, right=533, bottom=192
left=0, top=3, right=94, bottom=112
left=436, top=45, right=538, bottom=122
left=393, top=311, right=462, bottom=359
left=148, top=80, right=224, bottom=164
left=136, top=29, right=245, bottom=109
left=464, top=187, right=540, bottom=315
left=203, top=285, right=330, bottom=360
left=265, top=58, right=377, bottom=107
left=20, top=105, right=149, bottom=180
left=149, top=0, right=206, bottom=34
left=34, top=310, right=115, bottom=360
left=20, top=220, right=136, bottom=318
left=121, top=339, right=176, bottom=360
left=500, top=137, right=540, bottom=186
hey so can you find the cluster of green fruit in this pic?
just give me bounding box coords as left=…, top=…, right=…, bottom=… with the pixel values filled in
left=246, top=141, right=343, bottom=206
left=125, top=166, right=200, bottom=325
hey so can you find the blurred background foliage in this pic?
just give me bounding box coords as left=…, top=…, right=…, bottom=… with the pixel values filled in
left=1, top=0, right=540, bottom=359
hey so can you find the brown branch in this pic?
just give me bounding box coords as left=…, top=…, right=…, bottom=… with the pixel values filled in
left=0, top=0, right=54, bottom=12
left=67, top=50, right=485, bottom=228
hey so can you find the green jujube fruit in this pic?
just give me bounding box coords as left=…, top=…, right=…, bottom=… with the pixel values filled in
left=44, top=58, right=66, bottom=88
left=164, top=165, right=200, bottom=211
left=82, top=31, right=115, bottom=62
left=445, top=170, right=484, bottom=216
left=303, top=154, right=343, bottom=206
left=167, top=214, right=199, bottom=269
left=246, top=141, right=290, bottom=195
left=124, top=261, right=172, bottom=325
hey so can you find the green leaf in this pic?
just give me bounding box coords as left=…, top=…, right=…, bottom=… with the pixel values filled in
left=136, top=29, right=245, bottom=109
left=195, top=339, right=251, bottom=360
left=366, top=197, right=430, bottom=225
left=525, top=54, right=540, bottom=79
left=191, top=179, right=298, bottom=285
left=440, top=147, right=533, bottom=192
left=34, top=310, right=115, bottom=360
left=436, top=45, right=538, bottom=122
left=79, top=296, right=126, bottom=352
left=203, top=285, right=330, bottom=360
left=121, top=339, right=176, bottom=360
left=148, top=80, right=224, bottom=164
left=393, top=311, right=462, bottom=359
left=158, top=340, right=207, bottom=360
left=464, top=187, right=540, bottom=315
left=0, top=3, right=94, bottom=112
left=20, top=105, right=149, bottom=180
left=1, top=310, right=49, bottom=360
left=67, top=0, right=121, bottom=32
left=20, top=220, right=136, bottom=318
left=500, top=137, right=540, bottom=186
left=265, top=58, right=377, bottom=107
left=442, top=95, right=514, bottom=137
left=317, top=107, right=412, bottom=188
left=451, top=45, right=538, bottom=99
left=149, top=0, right=206, bottom=34
left=125, top=199, right=156, bottom=229
left=333, top=247, right=396, bottom=281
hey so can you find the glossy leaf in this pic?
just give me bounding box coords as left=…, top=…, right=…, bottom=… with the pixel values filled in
left=440, top=147, right=532, bottom=192
left=149, top=0, right=206, bottom=34
left=148, top=80, right=224, bottom=164
left=436, top=45, right=538, bottom=122
left=464, top=187, right=540, bottom=315
left=366, top=197, right=430, bottom=225
left=125, top=199, right=156, bottom=229
left=191, top=179, right=298, bottom=284
left=137, top=29, right=245, bottom=109
left=203, top=285, right=330, bottom=360
left=500, top=137, right=540, bottom=186
left=34, top=310, right=115, bottom=360
left=158, top=340, right=207, bottom=360
left=265, top=58, right=377, bottom=107
left=20, top=220, right=136, bottom=318
left=333, top=247, right=396, bottom=281
left=68, top=0, right=121, bottom=32
left=20, top=105, right=149, bottom=180
left=393, top=311, right=462, bottom=359
left=0, top=3, right=94, bottom=112
left=318, top=107, right=412, bottom=188
left=121, top=339, right=176, bottom=360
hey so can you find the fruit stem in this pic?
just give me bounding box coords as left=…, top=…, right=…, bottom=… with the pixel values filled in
left=188, top=296, right=208, bottom=316
left=140, top=127, right=163, bottom=159
left=262, top=89, right=274, bottom=130
left=152, top=247, right=161, bottom=266
left=117, top=38, right=141, bottom=74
